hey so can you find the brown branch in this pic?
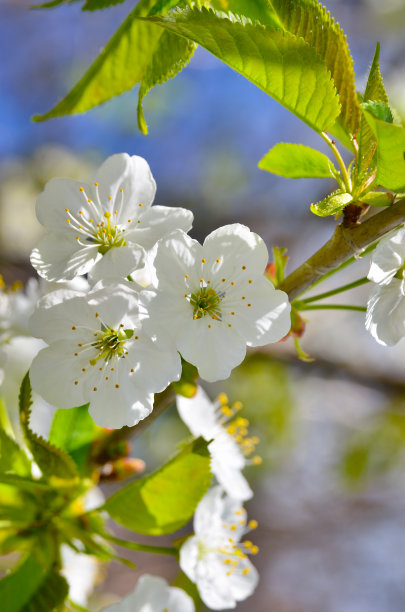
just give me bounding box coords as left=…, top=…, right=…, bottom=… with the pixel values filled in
left=280, top=198, right=405, bottom=300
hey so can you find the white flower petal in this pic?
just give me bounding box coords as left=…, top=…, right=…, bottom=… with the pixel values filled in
left=36, top=177, right=91, bottom=231
left=88, top=377, right=153, bottom=429
left=177, top=319, right=247, bottom=382
left=93, top=154, right=156, bottom=216
left=179, top=536, right=199, bottom=584
left=102, top=574, right=194, bottom=612
left=368, top=227, right=405, bottom=285
left=30, top=232, right=99, bottom=282
left=130, top=205, right=193, bottom=250
left=203, top=223, right=269, bottom=281
left=126, top=338, right=181, bottom=393
left=366, top=278, right=405, bottom=345
left=89, top=244, right=145, bottom=283
left=176, top=386, right=220, bottom=439
left=229, top=278, right=291, bottom=346
left=30, top=342, right=89, bottom=408
left=152, top=230, right=202, bottom=289
left=30, top=294, right=97, bottom=344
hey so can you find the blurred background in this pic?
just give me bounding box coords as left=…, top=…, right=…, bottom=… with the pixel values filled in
left=2, top=0, right=405, bottom=610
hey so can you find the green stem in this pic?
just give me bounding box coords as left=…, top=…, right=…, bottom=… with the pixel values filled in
left=104, top=533, right=178, bottom=557
left=321, top=131, right=352, bottom=192
left=302, top=241, right=379, bottom=294
left=297, top=304, right=367, bottom=312
left=299, top=276, right=370, bottom=304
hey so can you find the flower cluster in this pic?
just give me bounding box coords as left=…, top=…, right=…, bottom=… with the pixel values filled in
left=27, top=153, right=291, bottom=428
left=366, top=227, right=405, bottom=345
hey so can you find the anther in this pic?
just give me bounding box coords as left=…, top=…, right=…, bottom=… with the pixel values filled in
left=248, top=280, right=252, bottom=284
left=65, top=208, right=70, bottom=212
left=185, top=274, right=189, bottom=279
left=115, top=384, right=119, bottom=388
left=242, top=266, right=246, bottom=270
left=94, top=182, right=99, bottom=187
left=242, top=296, right=246, bottom=300
left=222, top=278, right=226, bottom=282
left=74, top=381, right=78, bottom=385
left=138, top=203, right=143, bottom=207
left=231, top=282, right=235, bottom=286
left=72, top=326, right=76, bottom=330
left=79, top=187, right=84, bottom=192
left=216, top=258, right=220, bottom=263
left=104, top=212, right=111, bottom=219
left=93, top=387, right=97, bottom=392
left=202, top=258, right=206, bottom=263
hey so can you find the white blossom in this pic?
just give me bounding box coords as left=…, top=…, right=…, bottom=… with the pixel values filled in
left=142, top=224, right=291, bottom=382
left=30, top=153, right=193, bottom=283
left=29, top=282, right=181, bottom=428
left=101, top=574, right=195, bottom=612
left=177, top=387, right=260, bottom=501
left=180, top=486, right=259, bottom=610
left=368, top=227, right=405, bottom=288
left=366, top=227, right=405, bottom=345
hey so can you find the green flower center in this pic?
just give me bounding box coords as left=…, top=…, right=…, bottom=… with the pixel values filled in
left=95, top=212, right=127, bottom=255
left=190, top=286, right=224, bottom=320
left=90, top=327, right=133, bottom=364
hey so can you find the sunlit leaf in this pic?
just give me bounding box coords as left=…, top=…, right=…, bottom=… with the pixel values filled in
left=310, top=189, right=352, bottom=217
left=145, top=8, right=341, bottom=132
left=259, top=143, right=337, bottom=179
left=103, top=437, right=212, bottom=534
left=269, top=0, right=359, bottom=142
left=359, top=191, right=394, bottom=207
left=357, top=42, right=391, bottom=177
left=0, top=539, right=55, bottom=612
left=137, top=30, right=196, bottom=133
left=363, top=110, right=405, bottom=192
left=0, top=429, right=31, bottom=477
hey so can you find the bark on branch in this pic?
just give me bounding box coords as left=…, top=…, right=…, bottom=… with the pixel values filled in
left=279, top=198, right=405, bottom=300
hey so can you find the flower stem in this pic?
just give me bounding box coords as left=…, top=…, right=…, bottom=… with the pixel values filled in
left=296, top=303, right=367, bottom=312
left=299, top=276, right=370, bottom=304
left=321, top=131, right=352, bottom=192
left=103, top=533, right=178, bottom=556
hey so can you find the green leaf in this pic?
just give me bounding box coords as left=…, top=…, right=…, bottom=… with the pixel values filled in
left=82, top=0, right=125, bottom=9
left=20, top=373, right=78, bottom=481
left=171, top=359, right=199, bottom=398
left=49, top=404, right=102, bottom=474
left=145, top=8, right=341, bottom=132
left=310, top=189, right=352, bottom=217
left=269, top=0, right=360, bottom=140
left=362, top=100, right=393, bottom=124
left=0, top=429, right=31, bottom=476
left=33, top=0, right=193, bottom=122
left=103, top=437, right=212, bottom=534
left=137, top=30, right=196, bottom=133
left=33, top=0, right=165, bottom=120
left=271, top=0, right=360, bottom=139
left=0, top=541, right=55, bottom=612
left=210, top=0, right=281, bottom=26
left=357, top=43, right=391, bottom=177
left=49, top=404, right=99, bottom=454
left=21, top=569, right=69, bottom=612
left=258, top=143, right=337, bottom=179
left=363, top=110, right=405, bottom=192
left=359, top=191, right=394, bottom=207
